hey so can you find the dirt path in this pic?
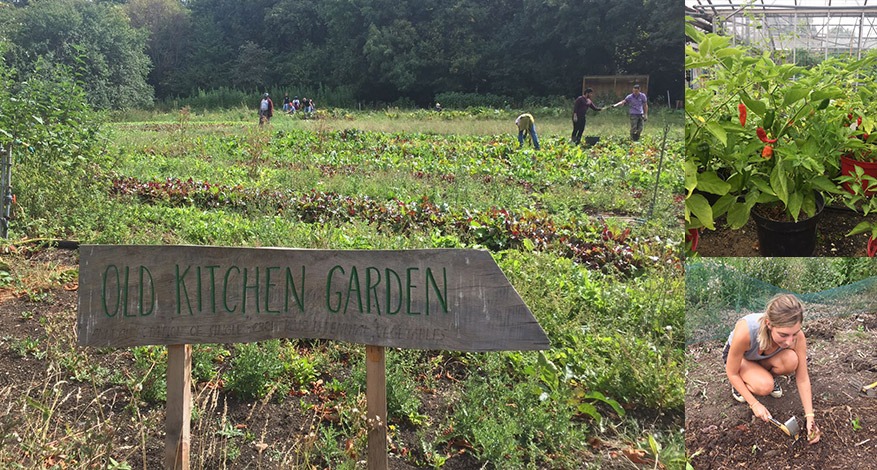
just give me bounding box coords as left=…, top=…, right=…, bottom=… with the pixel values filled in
left=686, top=312, right=877, bottom=469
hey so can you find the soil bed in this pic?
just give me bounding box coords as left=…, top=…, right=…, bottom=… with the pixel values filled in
left=0, top=248, right=657, bottom=469
left=686, top=312, right=877, bottom=469
left=696, top=206, right=877, bottom=257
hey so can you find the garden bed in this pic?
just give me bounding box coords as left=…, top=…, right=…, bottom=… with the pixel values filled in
left=0, top=247, right=679, bottom=469
left=686, top=312, right=877, bottom=469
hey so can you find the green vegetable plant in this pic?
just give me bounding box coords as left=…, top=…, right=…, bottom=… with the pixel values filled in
left=831, top=63, right=877, bottom=252
left=839, top=167, right=877, bottom=254
left=685, top=26, right=854, bottom=233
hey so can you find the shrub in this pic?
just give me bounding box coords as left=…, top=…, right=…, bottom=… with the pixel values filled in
left=0, top=54, right=110, bottom=239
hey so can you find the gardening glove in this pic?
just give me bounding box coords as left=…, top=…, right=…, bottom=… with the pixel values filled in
left=750, top=401, right=771, bottom=422
left=806, top=418, right=821, bottom=445
left=573, top=115, right=578, bottom=123
left=643, top=115, right=648, bottom=122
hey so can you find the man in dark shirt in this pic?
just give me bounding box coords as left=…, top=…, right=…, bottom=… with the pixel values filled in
left=571, top=88, right=603, bottom=145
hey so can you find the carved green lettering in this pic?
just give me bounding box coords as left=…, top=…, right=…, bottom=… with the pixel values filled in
left=138, top=265, right=155, bottom=316
left=223, top=266, right=240, bottom=313
left=406, top=267, right=420, bottom=315
left=385, top=268, right=402, bottom=315
left=175, top=264, right=193, bottom=315
left=344, top=266, right=363, bottom=314
left=102, top=264, right=120, bottom=318
left=285, top=266, right=305, bottom=313
left=326, top=265, right=344, bottom=313
left=122, top=266, right=133, bottom=318
left=205, top=265, right=219, bottom=313
left=366, top=267, right=381, bottom=315
left=426, top=267, right=447, bottom=315
left=242, top=267, right=260, bottom=314
left=264, top=266, right=280, bottom=314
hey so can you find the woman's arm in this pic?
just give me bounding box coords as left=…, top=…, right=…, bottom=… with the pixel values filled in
left=794, top=332, right=821, bottom=444
left=725, top=320, right=771, bottom=421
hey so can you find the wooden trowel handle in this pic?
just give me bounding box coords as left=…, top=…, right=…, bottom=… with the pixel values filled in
left=768, top=418, right=790, bottom=436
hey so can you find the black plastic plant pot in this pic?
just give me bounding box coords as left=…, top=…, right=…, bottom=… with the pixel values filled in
left=584, top=136, right=600, bottom=147
left=752, top=192, right=824, bottom=257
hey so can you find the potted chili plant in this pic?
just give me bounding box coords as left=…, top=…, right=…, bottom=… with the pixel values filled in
left=838, top=114, right=877, bottom=256
left=685, top=27, right=845, bottom=256
left=839, top=113, right=877, bottom=195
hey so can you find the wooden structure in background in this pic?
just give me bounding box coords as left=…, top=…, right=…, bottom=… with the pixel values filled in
left=582, top=75, right=649, bottom=99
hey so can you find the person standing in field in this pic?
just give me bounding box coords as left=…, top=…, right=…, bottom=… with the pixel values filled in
left=258, top=93, right=274, bottom=126
left=515, top=113, right=540, bottom=150
left=612, top=84, right=648, bottom=141
left=723, top=294, right=821, bottom=445
left=282, top=94, right=291, bottom=113
left=571, top=88, right=604, bottom=145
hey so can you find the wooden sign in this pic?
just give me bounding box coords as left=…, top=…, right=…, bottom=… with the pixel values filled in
left=77, top=245, right=550, bottom=351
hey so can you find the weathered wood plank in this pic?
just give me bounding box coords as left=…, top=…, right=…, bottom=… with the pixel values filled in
left=366, top=345, right=388, bottom=470
left=165, top=344, right=192, bottom=470
left=77, top=245, right=549, bottom=351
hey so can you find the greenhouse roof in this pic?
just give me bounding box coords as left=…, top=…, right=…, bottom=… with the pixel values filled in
left=687, top=0, right=877, bottom=53
left=687, top=0, right=877, bottom=17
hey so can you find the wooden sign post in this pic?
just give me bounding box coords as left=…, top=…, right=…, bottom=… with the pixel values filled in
left=166, top=344, right=191, bottom=470
left=77, top=245, right=549, bottom=469
left=365, top=345, right=388, bottom=470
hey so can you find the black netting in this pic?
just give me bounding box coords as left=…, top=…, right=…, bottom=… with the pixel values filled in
left=686, top=258, right=877, bottom=344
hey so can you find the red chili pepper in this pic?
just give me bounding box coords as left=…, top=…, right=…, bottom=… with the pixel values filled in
left=756, top=127, right=778, bottom=144
left=762, top=145, right=773, bottom=159
left=738, top=103, right=747, bottom=127
left=858, top=116, right=863, bottom=127
left=686, top=228, right=700, bottom=252
left=869, top=236, right=877, bottom=258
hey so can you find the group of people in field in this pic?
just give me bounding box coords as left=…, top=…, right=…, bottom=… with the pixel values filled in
left=281, top=94, right=316, bottom=114
left=258, top=93, right=316, bottom=126
left=258, top=85, right=650, bottom=145
left=514, top=83, right=650, bottom=150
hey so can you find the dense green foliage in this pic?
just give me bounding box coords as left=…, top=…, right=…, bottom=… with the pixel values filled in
left=0, top=0, right=152, bottom=109
left=0, top=48, right=109, bottom=238
left=1, top=0, right=683, bottom=108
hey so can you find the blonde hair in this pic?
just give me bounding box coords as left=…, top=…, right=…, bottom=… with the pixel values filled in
left=757, top=294, right=804, bottom=351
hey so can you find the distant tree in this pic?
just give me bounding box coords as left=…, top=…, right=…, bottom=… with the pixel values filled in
left=1, top=0, right=153, bottom=109
left=38, top=0, right=682, bottom=108
left=233, top=41, right=272, bottom=91
left=125, top=0, right=192, bottom=99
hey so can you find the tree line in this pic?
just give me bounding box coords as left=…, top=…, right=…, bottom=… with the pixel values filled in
left=0, top=0, right=683, bottom=109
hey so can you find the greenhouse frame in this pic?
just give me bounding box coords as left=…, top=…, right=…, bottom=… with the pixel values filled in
left=686, top=1, right=877, bottom=60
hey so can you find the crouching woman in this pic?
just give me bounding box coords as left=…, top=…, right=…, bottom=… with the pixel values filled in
left=723, top=293, right=821, bottom=444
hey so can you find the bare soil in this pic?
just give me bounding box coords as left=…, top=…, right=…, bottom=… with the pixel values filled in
left=686, top=312, right=877, bottom=469
left=695, top=206, right=877, bottom=257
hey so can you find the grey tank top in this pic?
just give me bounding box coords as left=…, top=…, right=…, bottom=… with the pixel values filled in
left=722, top=313, right=782, bottom=363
